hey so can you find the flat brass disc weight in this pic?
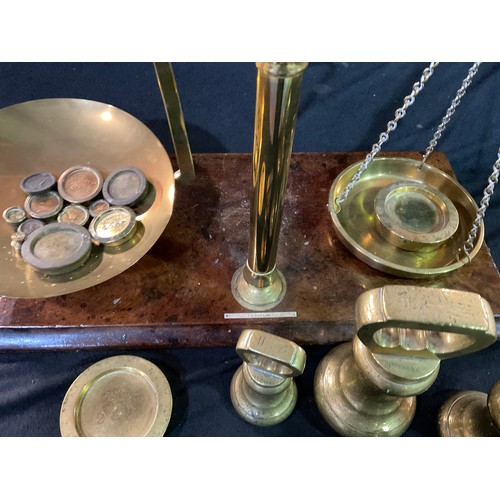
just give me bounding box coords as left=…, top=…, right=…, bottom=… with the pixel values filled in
left=0, top=98, right=175, bottom=298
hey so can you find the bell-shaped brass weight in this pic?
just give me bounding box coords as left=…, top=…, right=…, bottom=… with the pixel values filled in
left=438, top=380, right=500, bottom=437
left=230, top=329, right=306, bottom=426
left=314, top=285, right=497, bottom=437
left=314, top=336, right=440, bottom=437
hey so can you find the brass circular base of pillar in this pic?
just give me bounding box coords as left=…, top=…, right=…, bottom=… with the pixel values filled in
left=230, top=364, right=297, bottom=426
left=231, top=265, right=286, bottom=311
left=314, top=342, right=417, bottom=437
left=438, top=389, right=500, bottom=437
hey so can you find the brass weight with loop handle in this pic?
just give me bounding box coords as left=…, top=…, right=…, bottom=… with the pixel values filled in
left=314, top=285, right=496, bottom=437
left=230, top=329, right=306, bottom=426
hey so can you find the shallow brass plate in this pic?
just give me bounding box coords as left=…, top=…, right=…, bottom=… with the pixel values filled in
left=60, top=355, right=173, bottom=437
left=0, top=98, right=175, bottom=298
left=329, top=157, right=483, bottom=278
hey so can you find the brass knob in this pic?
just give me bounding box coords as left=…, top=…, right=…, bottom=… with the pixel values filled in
left=314, top=285, right=496, bottom=437
left=230, top=329, right=306, bottom=426
left=438, top=380, right=500, bottom=437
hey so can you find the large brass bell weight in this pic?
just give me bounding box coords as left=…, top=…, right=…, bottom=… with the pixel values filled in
left=314, top=285, right=497, bottom=437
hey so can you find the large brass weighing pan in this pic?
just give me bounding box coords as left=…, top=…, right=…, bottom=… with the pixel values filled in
left=0, top=98, right=175, bottom=298
left=329, top=157, right=483, bottom=278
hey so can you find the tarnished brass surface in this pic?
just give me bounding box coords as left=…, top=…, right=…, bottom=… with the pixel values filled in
left=374, top=181, right=459, bottom=252
left=314, top=285, right=496, bottom=437
left=329, top=157, right=483, bottom=277
left=57, top=165, right=103, bottom=204
left=232, top=62, right=307, bottom=311
left=0, top=98, right=175, bottom=298
left=230, top=329, right=306, bottom=426
left=57, top=204, right=90, bottom=226
left=356, top=285, right=496, bottom=359
left=314, top=341, right=421, bottom=437
left=154, top=62, right=194, bottom=183
left=438, top=380, right=500, bottom=437
left=60, top=355, right=173, bottom=437
left=2, top=206, right=26, bottom=227
left=490, top=380, right=500, bottom=429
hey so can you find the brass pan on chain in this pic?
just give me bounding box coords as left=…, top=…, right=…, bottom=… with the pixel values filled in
left=329, top=157, right=483, bottom=278
left=0, top=98, right=175, bottom=298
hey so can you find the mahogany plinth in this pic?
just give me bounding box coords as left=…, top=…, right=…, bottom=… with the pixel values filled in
left=1, top=152, right=499, bottom=351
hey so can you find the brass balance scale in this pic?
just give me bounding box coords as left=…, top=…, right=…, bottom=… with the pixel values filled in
left=0, top=62, right=498, bottom=436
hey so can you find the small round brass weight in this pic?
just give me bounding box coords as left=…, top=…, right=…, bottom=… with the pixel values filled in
left=314, top=285, right=496, bottom=437
left=230, top=329, right=306, bottom=426
left=438, top=380, right=500, bottom=437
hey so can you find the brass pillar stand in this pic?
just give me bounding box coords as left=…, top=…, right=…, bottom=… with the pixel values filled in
left=314, top=285, right=497, bottom=437
left=230, top=329, right=306, bottom=426
left=232, top=62, right=308, bottom=311
left=438, top=380, right=500, bottom=437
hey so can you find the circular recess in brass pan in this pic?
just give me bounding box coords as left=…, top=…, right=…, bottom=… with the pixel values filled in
left=0, top=98, right=175, bottom=298
left=328, top=157, right=483, bottom=278
left=60, top=355, right=173, bottom=437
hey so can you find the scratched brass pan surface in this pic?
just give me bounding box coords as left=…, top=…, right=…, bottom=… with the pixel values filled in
left=328, top=157, right=483, bottom=278
left=0, top=98, right=175, bottom=298
left=59, top=355, right=173, bottom=437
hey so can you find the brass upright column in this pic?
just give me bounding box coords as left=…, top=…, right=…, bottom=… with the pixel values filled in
left=232, top=62, right=308, bottom=311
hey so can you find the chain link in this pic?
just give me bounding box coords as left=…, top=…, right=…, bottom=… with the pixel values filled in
left=335, top=62, right=439, bottom=209
left=421, top=63, right=481, bottom=167
left=463, top=147, right=500, bottom=259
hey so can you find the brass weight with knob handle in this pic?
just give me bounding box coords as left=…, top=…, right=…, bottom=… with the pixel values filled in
left=438, top=380, right=500, bottom=437
left=230, top=329, right=306, bottom=426
left=314, top=285, right=497, bottom=437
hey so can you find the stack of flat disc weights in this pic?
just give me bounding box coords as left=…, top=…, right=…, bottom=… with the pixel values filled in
left=2, top=164, right=150, bottom=276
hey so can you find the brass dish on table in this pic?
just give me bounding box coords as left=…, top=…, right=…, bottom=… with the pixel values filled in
left=59, top=355, right=173, bottom=437
left=328, top=157, right=483, bottom=278
left=0, top=98, right=175, bottom=298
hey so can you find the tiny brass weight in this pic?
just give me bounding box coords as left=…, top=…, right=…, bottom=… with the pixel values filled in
left=230, top=329, right=306, bottom=426
left=438, top=380, right=500, bottom=437
left=314, top=285, right=496, bottom=437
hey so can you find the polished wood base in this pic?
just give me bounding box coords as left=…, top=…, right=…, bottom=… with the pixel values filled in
left=1, top=151, right=499, bottom=350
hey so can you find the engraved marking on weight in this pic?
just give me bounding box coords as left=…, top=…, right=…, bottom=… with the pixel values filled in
left=383, top=288, right=487, bottom=328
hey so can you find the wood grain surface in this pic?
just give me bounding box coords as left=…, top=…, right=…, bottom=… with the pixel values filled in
left=1, top=151, right=499, bottom=350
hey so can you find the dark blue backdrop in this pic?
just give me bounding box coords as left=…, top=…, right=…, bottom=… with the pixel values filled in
left=0, top=62, right=499, bottom=437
